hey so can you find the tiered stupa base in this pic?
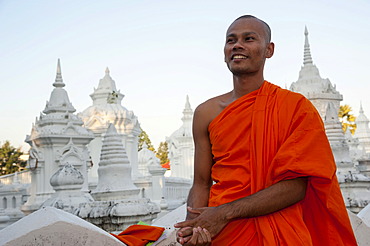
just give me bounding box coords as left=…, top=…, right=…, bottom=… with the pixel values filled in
left=77, top=198, right=160, bottom=232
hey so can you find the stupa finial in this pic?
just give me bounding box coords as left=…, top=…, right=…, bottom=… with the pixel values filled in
left=303, top=26, right=313, bottom=66
left=360, top=101, right=364, bottom=114
left=182, top=95, right=193, bottom=122
left=53, top=58, right=65, bottom=88
left=105, top=67, right=110, bottom=75
left=185, top=95, right=191, bottom=110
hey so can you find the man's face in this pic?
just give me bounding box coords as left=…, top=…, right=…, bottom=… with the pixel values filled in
left=224, top=18, right=274, bottom=76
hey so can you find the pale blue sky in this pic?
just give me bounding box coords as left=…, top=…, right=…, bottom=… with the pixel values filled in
left=1, top=0, right=369, bottom=150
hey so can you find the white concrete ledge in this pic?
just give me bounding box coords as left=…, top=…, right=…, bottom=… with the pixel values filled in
left=0, top=206, right=123, bottom=246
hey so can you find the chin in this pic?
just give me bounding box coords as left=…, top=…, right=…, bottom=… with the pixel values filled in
left=230, top=68, right=251, bottom=75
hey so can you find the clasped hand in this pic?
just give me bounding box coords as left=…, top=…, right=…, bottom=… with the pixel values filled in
left=174, top=206, right=228, bottom=246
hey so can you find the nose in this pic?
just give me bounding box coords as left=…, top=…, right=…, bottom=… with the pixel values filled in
left=232, top=40, right=244, bottom=50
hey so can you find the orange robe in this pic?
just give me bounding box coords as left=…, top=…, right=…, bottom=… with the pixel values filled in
left=111, top=224, right=164, bottom=246
left=208, top=81, right=356, bottom=245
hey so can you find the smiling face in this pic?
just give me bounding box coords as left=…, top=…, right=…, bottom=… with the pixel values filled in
left=224, top=17, right=274, bottom=76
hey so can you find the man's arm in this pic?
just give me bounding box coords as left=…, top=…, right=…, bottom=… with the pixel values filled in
left=177, top=104, right=214, bottom=245
left=187, top=105, right=214, bottom=216
left=176, top=177, right=307, bottom=239
left=221, top=177, right=307, bottom=220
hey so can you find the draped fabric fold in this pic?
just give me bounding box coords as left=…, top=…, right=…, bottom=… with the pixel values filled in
left=111, top=224, right=165, bottom=246
left=208, top=81, right=356, bottom=245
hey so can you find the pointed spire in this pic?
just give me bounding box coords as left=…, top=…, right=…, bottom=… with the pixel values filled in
left=53, top=58, right=65, bottom=88
left=104, top=67, right=112, bottom=80
left=303, top=26, right=313, bottom=66
left=185, top=95, right=191, bottom=110
left=182, top=95, right=193, bottom=122
left=93, top=122, right=139, bottom=199
left=360, top=101, right=364, bottom=114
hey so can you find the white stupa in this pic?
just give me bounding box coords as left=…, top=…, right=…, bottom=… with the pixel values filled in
left=79, top=68, right=141, bottom=186
left=354, top=103, right=370, bottom=154
left=91, top=123, right=139, bottom=201
left=21, top=59, right=94, bottom=215
left=290, top=27, right=343, bottom=119
left=290, top=27, right=351, bottom=165
left=167, top=96, right=194, bottom=180
left=78, top=124, right=160, bottom=232
left=289, top=27, right=370, bottom=213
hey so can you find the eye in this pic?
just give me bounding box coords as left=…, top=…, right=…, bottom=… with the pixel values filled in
left=245, top=36, right=255, bottom=41
left=226, top=38, right=235, bottom=43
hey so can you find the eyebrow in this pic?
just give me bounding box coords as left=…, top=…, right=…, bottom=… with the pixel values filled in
left=226, top=31, right=259, bottom=38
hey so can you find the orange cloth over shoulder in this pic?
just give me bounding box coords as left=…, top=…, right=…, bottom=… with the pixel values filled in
left=208, top=81, right=356, bottom=245
left=111, top=224, right=164, bottom=246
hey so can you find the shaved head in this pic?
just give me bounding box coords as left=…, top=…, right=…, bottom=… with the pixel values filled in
left=231, top=15, right=271, bottom=43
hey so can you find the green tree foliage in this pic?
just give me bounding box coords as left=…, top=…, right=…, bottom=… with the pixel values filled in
left=156, top=141, right=169, bottom=165
left=0, top=141, right=27, bottom=175
left=338, top=104, right=357, bottom=134
left=138, top=129, right=155, bottom=152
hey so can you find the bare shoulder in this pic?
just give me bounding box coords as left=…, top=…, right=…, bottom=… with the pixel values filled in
left=194, top=92, right=233, bottom=130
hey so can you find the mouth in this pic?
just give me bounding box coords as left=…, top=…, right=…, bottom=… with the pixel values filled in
left=232, top=54, right=248, bottom=60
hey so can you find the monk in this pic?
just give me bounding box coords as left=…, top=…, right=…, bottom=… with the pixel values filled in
left=174, top=15, right=357, bottom=245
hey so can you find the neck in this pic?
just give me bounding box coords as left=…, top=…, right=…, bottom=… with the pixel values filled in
left=231, top=74, right=265, bottom=99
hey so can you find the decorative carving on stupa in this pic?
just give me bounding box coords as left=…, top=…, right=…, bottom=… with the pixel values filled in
left=42, top=163, right=93, bottom=213
left=21, top=59, right=94, bottom=215
left=167, top=96, right=194, bottom=179
left=79, top=68, right=141, bottom=186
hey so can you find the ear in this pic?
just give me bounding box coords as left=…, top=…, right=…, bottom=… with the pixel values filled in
left=265, top=42, right=275, bottom=58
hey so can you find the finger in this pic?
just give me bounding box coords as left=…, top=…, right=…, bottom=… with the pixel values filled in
left=191, top=227, right=204, bottom=245
left=178, top=227, right=193, bottom=237
left=174, top=220, right=193, bottom=228
left=182, top=235, right=192, bottom=244
left=176, top=230, right=183, bottom=245
left=177, top=235, right=192, bottom=245
left=184, top=228, right=199, bottom=246
left=198, top=227, right=208, bottom=244
left=203, top=228, right=212, bottom=243
left=176, top=236, right=183, bottom=245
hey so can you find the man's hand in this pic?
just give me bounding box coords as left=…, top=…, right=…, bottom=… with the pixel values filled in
left=176, top=207, right=202, bottom=245
left=177, top=227, right=212, bottom=246
left=175, top=206, right=229, bottom=240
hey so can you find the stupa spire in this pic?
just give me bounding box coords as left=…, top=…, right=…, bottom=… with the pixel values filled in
left=303, top=26, right=313, bottom=66
left=88, top=67, right=124, bottom=106
left=182, top=95, right=193, bottom=122
left=53, top=58, right=65, bottom=88
left=92, top=123, right=139, bottom=200
left=360, top=101, right=364, bottom=114
left=185, top=95, right=191, bottom=109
